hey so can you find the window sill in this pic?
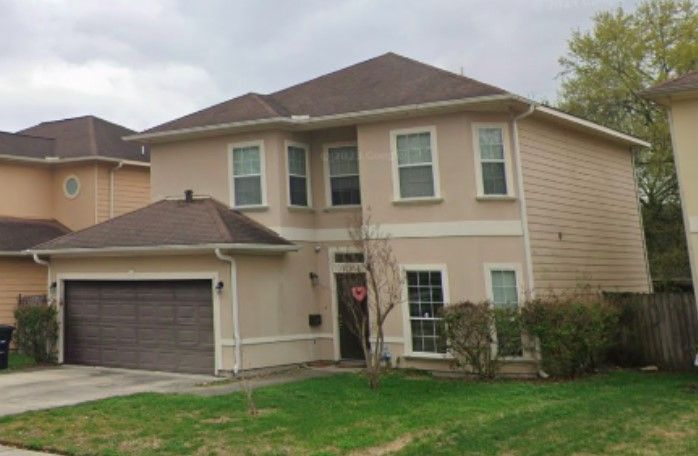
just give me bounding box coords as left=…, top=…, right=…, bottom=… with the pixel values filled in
left=476, top=195, right=516, bottom=201
left=391, top=196, right=444, bottom=206
left=403, top=352, right=452, bottom=360
left=322, top=205, right=362, bottom=212
left=288, top=205, right=315, bottom=213
left=233, top=205, right=269, bottom=212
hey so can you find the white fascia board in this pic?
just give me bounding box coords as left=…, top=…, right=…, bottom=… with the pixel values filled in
left=26, top=243, right=298, bottom=257
left=0, top=154, right=150, bottom=168
left=124, top=95, right=520, bottom=143
left=534, top=106, right=651, bottom=148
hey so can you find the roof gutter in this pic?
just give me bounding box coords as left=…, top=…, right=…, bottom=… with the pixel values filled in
left=26, top=242, right=299, bottom=256
left=215, top=248, right=241, bottom=375
left=124, top=94, right=522, bottom=142
left=0, top=154, right=150, bottom=167
left=534, top=106, right=650, bottom=147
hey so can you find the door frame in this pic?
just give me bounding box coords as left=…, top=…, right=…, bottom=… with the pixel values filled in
left=328, top=247, right=366, bottom=361
left=56, top=272, right=222, bottom=374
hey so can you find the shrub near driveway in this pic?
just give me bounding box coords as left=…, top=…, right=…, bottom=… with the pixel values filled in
left=0, top=371, right=697, bottom=455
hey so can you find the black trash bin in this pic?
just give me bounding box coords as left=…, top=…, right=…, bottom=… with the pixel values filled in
left=0, top=325, right=15, bottom=370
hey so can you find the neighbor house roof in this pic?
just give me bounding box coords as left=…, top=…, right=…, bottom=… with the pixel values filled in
left=30, top=197, right=294, bottom=254
left=0, top=116, right=150, bottom=166
left=17, top=115, right=149, bottom=162
left=128, top=52, right=649, bottom=148
left=0, top=131, right=55, bottom=159
left=644, top=70, right=698, bottom=97
left=142, top=53, right=507, bottom=135
left=0, top=217, right=70, bottom=254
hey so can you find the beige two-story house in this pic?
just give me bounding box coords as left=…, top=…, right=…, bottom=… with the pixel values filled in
left=29, top=54, right=651, bottom=376
left=0, top=115, right=150, bottom=324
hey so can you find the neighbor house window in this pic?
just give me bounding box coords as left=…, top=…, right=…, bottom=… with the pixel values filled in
left=327, top=145, right=361, bottom=206
left=287, top=143, right=310, bottom=207
left=231, top=143, right=264, bottom=206
left=407, top=269, right=446, bottom=354
left=63, top=175, right=80, bottom=199
left=489, top=267, right=523, bottom=357
left=393, top=128, right=438, bottom=199
left=474, top=125, right=511, bottom=196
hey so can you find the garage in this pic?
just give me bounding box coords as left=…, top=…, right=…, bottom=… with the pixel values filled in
left=64, top=280, right=215, bottom=375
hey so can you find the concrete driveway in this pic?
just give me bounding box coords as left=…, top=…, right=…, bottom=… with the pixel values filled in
left=0, top=365, right=216, bottom=417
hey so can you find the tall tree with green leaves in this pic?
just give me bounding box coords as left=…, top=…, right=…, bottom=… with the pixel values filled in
left=558, top=0, right=698, bottom=287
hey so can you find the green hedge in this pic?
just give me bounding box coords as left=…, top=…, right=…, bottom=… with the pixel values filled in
left=521, top=295, right=619, bottom=377
left=13, top=304, right=58, bottom=364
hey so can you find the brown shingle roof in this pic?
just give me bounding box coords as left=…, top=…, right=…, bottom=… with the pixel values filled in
left=0, top=131, right=54, bottom=159
left=144, top=53, right=508, bottom=134
left=32, top=197, right=292, bottom=251
left=0, top=217, right=70, bottom=252
left=644, top=70, right=698, bottom=96
left=18, top=115, right=149, bottom=162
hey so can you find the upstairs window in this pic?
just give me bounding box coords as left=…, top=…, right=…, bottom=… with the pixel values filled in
left=287, top=144, right=310, bottom=207
left=231, top=142, right=265, bottom=207
left=327, top=145, right=361, bottom=206
left=474, top=124, right=513, bottom=197
left=393, top=129, right=438, bottom=199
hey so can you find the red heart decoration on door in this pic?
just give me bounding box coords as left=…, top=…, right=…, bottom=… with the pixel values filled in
left=351, top=286, right=367, bottom=301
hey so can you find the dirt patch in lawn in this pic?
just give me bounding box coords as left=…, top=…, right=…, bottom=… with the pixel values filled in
left=352, top=431, right=431, bottom=456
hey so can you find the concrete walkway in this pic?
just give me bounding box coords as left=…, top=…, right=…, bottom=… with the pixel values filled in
left=0, top=445, right=57, bottom=455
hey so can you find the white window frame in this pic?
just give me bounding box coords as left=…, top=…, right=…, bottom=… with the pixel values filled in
left=228, top=140, right=267, bottom=209
left=472, top=122, right=516, bottom=199
left=285, top=141, right=312, bottom=209
left=390, top=126, right=441, bottom=202
left=323, top=141, right=361, bottom=209
left=483, top=262, right=528, bottom=360
left=400, top=263, right=450, bottom=359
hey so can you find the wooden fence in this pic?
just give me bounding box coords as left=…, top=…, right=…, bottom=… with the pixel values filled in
left=605, top=292, right=698, bottom=370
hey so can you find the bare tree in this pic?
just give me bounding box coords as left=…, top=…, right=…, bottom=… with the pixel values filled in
left=337, top=213, right=403, bottom=390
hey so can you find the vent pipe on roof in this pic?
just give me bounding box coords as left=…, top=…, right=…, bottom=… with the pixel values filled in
left=184, top=189, right=194, bottom=202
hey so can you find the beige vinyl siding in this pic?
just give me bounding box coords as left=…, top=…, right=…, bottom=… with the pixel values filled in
left=0, top=258, right=47, bottom=324
left=96, top=165, right=110, bottom=223
left=113, top=166, right=150, bottom=217
left=519, top=117, right=650, bottom=293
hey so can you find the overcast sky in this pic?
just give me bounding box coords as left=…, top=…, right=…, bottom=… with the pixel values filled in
left=0, top=0, right=640, bottom=133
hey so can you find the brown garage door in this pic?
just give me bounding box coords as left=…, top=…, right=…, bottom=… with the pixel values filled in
left=64, top=280, right=215, bottom=375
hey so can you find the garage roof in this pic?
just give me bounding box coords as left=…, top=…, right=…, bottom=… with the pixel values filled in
left=30, top=197, right=294, bottom=254
left=0, top=217, right=70, bottom=255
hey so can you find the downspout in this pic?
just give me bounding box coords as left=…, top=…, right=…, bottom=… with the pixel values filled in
left=215, top=248, right=241, bottom=375
left=512, top=104, right=536, bottom=298
left=109, top=161, right=124, bottom=218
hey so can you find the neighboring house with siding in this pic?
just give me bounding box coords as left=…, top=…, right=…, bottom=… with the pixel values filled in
left=29, top=53, right=650, bottom=376
left=644, top=70, right=698, bottom=303
left=0, top=115, right=150, bottom=324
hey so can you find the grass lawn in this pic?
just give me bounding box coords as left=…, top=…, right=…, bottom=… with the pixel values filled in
left=1, top=352, right=36, bottom=373
left=0, top=370, right=697, bottom=455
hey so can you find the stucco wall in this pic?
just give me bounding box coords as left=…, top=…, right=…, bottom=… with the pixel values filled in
left=519, top=116, right=651, bottom=293
left=0, top=163, right=53, bottom=219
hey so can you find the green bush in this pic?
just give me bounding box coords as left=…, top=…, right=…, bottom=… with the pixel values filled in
left=13, top=304, right=59, bottom=364
left=441, top=301, right=524, bottom=379
left=520, top=294, right=619, bottom=377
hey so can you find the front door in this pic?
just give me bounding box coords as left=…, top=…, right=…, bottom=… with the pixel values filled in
left=335, top=273, right=368, bottom=360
